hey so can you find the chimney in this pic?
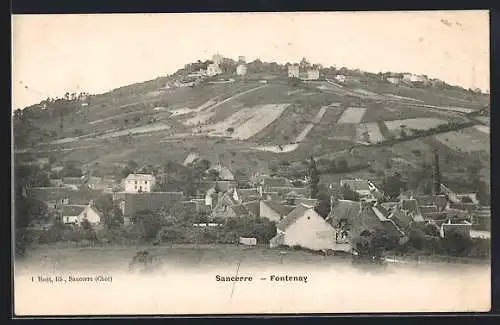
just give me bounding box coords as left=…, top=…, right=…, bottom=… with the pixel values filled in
left=434, top=150, right=441, bottom=195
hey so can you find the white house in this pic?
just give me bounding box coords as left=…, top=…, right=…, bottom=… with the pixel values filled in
left=402, top=73, right=413, bottom=83
left=269, top=203, right=336, bottom=251
left=62, top=204, right=101, bottom=226
left=207, top=63, right=222, bottom=77
left=236, top=64, right=247, bottom=76
left=410, top=74, right=429, bottom=83
left=288, top=65, right=300, bottom=78
left=123, top=173, right=156, bottom=193
left=335, top=74, right=346, bottom=83
left=386, top=76, right=401, bottom=85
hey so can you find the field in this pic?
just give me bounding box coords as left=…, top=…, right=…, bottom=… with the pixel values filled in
left=434, top=127, right=490, bottom=153
left=384, top=118, right=447, bottom=135
left=337, top=107, right=367, bottom=124
left=204, top=104, right=291, bottom=140
left=354, top=123, right=385, bottom=144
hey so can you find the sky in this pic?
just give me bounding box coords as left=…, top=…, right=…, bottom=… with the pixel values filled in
left=12, top=11, right=490, bottom=110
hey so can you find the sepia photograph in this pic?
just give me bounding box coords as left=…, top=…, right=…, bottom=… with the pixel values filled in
left=12, top=10, right=491, bottom=316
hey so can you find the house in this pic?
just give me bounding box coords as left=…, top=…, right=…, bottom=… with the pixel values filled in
left=86, top=176, right=117, bottom=193
left=49, top=179, right=64, bottom=187
left=26, top=187, right=103, bottom=210
left=326, top=200, right=405, bottom=251
left=288, top=65, right=300, bottom=78
left=386, top=76, right=401, bottom=85
left=334, top=75, right=346, bottom=83
left=213, top=163, right=235, bottom=181
left=232, top=188, right=260, bottom=203
left=304, top=69, right=320, bottom=81
left=410, top=74, right=429, bottom=84
left=259, top=176, right=293, bottom=189
left=236, top=64, right=247, bottom=76
left=62, top=177, right=85, bottom=190
left=402, top=73, right=413, bottom=83
left=340, top=179, right=379, bottom=202
left=123, top=174, right=156, bottom=193
left=113, top=191, right=184, bottom=225
left=269, top=203, right=336, bottom=251
left=211, top=191, right=250, bottom=220
left=242, top=201, right=260, bottom=218
left=207, top=63, right=222, bottom=77
left=238, top=56, right=246, bottom=63
left=440, top=219, right=472, bottom=239
left=61, top=203, right=102, bottom=226
left=259, top=200, right=296, bottom=223
left=413, top=195, right=448, bottom=212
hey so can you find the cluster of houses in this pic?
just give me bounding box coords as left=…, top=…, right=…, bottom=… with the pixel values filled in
left=383, top=72, right=445, bottom=87
left=166, top=54, right=248, bottom=88
left=23, top=153, right=490, bottom=253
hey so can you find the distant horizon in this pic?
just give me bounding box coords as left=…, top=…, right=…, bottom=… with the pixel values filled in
left=12, top=11, right=489, bottom=110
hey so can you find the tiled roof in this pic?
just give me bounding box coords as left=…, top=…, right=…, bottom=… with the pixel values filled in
left=268, top=187, right=308, bottom=197
left=232, top=204, right=249, bottom=217
left=277, top=204, right=311, bottom=232
left=328, top=200, right=384, bottom=235
left=449, top=202, right=477, bottom=213
left=262, top=200, right=296, bottom=217
left=125, top=174, right=155, bottom=182
left=235, top=188, right=260, bottom=202
left=401, top=199, right=419, bottom=213
left=62, top=205, right=86, bottom=216
left=419, top=205, right=439, bottom=214
left=413, top=195, right=448, bottom=210
left=115, top=191, right=184, bottom=216
left=27, top=187, right=103, bottom=205
left=296, top=198, right=318, bottom=207
left=340, top=179, right=371, bottom=192
left=243, top=201, right=260, bottom=217
left=262, top=177, right=292, bottom=188
left=63, top=177, right=85, bottom=185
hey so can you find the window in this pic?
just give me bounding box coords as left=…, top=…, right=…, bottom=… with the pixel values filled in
left=135, top=180, right=137, bottom=184
left=145, top=181, right=147, bottom=184
left=135, top=185, right=137, bottom=190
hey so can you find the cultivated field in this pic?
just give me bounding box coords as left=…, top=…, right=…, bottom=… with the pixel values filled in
left=337, top=107, right=367, bottom=124
left=354, top=123, right=385, bottom=144
left=205, top=104, right=291, bottom=140
left=384, top=117, right=447, bottom=135
left=473, top=125, right=490, bottom=135
left=434, top=127, right=490, bottom=153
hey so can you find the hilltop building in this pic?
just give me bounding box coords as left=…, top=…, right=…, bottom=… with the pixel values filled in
left=288, top=64, right=319, bottom=81
left=238, top=56, right=246, bottom=63
left=207, top=63, right=222, bottom=77
left=288, top=64, right=300, bottom=78
left=236, top=64, right=247, bottom=76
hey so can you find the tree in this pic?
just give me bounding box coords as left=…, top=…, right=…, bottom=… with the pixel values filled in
left=134, top=209, right=163, bottom=241
left=381, top=172, right=407, bottom=199
left=308, top=156, right=320, bottom=199
left=80, top=219, right=98, bottom=243
left=341, top=184, right=360, bottom=201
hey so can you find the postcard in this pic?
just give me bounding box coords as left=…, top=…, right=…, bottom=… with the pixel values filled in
left=12, top=10, right=491, bottom=316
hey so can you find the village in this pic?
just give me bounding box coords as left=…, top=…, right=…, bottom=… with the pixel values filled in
left=18, top=141, right=490, bottom=262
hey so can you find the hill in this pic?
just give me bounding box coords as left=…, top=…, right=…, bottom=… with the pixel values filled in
left=13, top=58, right=490, bottom=198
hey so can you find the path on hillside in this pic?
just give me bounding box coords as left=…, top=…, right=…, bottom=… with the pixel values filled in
left=184, top=84, right=268, bottom=126
left=252, top=104, right=330, bottom=153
